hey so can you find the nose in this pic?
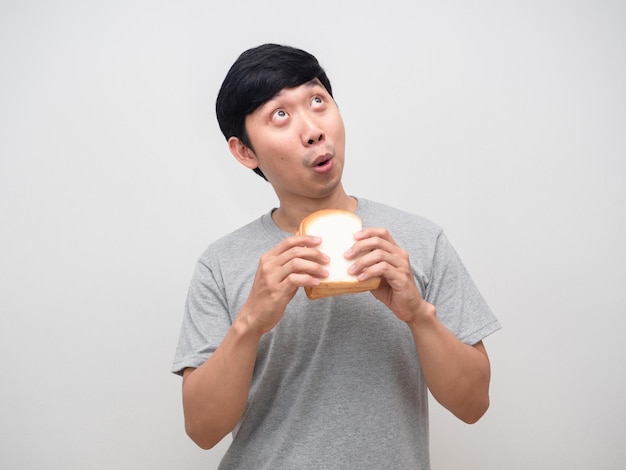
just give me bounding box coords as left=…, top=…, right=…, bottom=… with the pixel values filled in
left=302, top=115, right=325, bottom=146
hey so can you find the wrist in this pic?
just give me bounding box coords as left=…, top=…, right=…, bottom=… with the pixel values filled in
left=233, top=306, right=265, bottom=341
left=405, top=300, right=437, bottom=328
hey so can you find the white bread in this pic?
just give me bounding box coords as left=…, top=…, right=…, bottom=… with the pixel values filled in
left=297, top=209, right=381, bottom=300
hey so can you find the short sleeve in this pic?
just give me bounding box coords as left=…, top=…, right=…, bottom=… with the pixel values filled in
left=424, top=231, right=501, bottom=345
left=171, top=258, right=232, bottom=375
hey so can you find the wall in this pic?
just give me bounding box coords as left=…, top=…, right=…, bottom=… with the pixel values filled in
left=1, top=1, right=624, bottom=468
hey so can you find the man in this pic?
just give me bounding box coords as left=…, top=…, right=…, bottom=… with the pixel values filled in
left=172, top=43, right=501, bottom=469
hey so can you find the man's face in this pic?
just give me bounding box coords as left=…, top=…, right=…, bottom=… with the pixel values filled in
left=242, top=79, right=346, bottom=204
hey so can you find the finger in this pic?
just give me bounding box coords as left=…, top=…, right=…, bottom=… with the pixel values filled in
left=282, top=272, right=325, bottom=288
left=259, top=246, right=329, bottom=287
left=282, top=257, right=329, bottom=281
left=257, top=256, right=327, bottom=290
left=353, top=227, right=396, bottom=244
left=281, top=234, right=324, bottom=249
left=348, top=249, right=399, bottom=277
left=275, top=245, right=330, bottom=268
left=345, top=235, right=399, bottom=261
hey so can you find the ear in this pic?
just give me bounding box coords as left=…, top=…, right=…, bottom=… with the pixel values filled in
left=228, top=137, right=259, bottom=171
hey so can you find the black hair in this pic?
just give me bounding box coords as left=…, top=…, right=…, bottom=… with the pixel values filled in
left=216, top=44, right=333, bottom=180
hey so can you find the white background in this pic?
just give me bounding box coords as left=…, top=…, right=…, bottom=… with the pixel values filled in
left=1, top=1, right=625, bottom=468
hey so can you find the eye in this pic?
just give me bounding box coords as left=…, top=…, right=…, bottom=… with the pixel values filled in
left=271, top=109, right=289, bottom=121
left=311, top=96, right=324, bottom=108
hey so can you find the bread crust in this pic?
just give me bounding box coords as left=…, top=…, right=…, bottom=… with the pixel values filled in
left=298, top=209, right=362, bottom=234
left=297, top=209, right=381, bottom=300
left=304, top=277, right=382, bottom=300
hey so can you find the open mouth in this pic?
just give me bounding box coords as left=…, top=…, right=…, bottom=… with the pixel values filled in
left=313, top=154, right=332, bottom=167
left=311, top=152, right=334, bottom=172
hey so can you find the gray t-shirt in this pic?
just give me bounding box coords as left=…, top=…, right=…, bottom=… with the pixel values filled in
left=172, top=198, right=501, bottom=469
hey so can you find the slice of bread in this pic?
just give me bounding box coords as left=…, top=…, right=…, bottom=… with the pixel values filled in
left=297, top=209, right=381, bottom=300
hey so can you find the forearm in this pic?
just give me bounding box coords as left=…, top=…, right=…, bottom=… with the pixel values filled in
left=407, top=303, right=491, bottom=423
left=182, top=311, right=261, bottom=449
left=180, top=235, right=328, bottom=448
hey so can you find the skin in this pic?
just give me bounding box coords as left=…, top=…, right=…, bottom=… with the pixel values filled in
left=182, top=79, right=492, bottom=449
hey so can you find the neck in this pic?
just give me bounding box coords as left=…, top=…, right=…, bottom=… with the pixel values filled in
left=271, top=190, right=357, bottom=233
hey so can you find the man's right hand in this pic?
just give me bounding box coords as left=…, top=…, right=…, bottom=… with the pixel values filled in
left=242, top=234, right=329, bottom=335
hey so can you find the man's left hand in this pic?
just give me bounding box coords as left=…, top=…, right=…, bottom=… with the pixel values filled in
left=345, top=227, right=432, bottom=323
